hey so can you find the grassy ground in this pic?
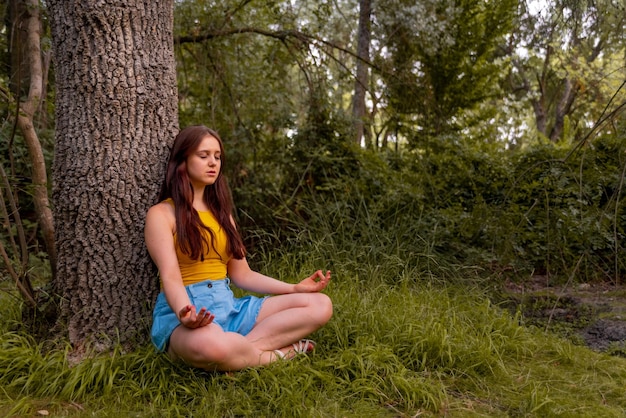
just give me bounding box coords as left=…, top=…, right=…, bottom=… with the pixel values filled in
left=2, top=207, right=626, bottom=418
left=1, top=256, right=626, bottom=417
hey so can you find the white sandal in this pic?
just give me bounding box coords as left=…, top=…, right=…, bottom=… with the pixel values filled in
left=291, top=339, right=315, bottom=354
left=273, top=350, right=286, bottom=360
left=272, top=339, right=316, bottom=361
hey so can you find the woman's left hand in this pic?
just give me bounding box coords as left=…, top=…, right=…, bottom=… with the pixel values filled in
left=294, top=270, right=331, bottom=293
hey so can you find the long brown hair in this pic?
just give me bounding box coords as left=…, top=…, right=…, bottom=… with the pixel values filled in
left=158, top=125, right=245, bottom=260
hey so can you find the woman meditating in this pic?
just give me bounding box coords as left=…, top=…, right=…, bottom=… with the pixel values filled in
left=146, top=125, right=333, bottom=371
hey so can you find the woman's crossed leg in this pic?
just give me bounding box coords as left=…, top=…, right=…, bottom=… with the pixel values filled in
left=168, top=292, right=333, bottom=371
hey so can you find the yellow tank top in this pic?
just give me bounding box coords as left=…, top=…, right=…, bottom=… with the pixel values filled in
left=169, top=201, right=231, bottom=285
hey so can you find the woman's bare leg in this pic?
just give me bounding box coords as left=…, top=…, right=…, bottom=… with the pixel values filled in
left=167, top=292, right=332, bottom=371
left=167, top=323, right=279, bottom=371
left=245, top=292, right=333, bottom=352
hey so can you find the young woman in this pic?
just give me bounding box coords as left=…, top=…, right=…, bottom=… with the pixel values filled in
left=145, top=125, right=333, bottom=371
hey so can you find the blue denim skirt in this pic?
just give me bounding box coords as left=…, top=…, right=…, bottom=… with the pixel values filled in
left=151, top=278, right=268, bottom=352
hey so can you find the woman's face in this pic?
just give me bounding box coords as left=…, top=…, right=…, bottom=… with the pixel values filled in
left=186, top=135, right=222, bottom=188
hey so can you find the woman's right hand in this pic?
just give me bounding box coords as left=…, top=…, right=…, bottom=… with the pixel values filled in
left=178, top=305, right=215, bottom=329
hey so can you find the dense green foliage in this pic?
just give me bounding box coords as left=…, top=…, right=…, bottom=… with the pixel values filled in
left=376, top=0, right=517, bottom=136
left=230, top=117, right=626, bottom=285
left=166, top=0, right=626, bottom=284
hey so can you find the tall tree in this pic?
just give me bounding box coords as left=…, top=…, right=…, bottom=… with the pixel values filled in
left=352, top=0, right=371, bottom=147
left=375, top=0, right=516, bottom=140
left=47, top=0, right=179, bottom=354
left=508, top=0, right=626, bottom=142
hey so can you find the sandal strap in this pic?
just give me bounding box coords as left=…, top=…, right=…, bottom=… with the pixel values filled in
left=292, top=339, right=315, bottom=353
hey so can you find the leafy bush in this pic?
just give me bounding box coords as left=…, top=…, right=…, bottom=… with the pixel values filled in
left=233, top=116, right=626, bottom=285
left=504, top=135, right=626, bottom=282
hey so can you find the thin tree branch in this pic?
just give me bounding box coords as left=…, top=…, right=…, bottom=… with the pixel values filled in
left=0, top=239, right=36, bottom=308
left=15, top=0, right=57, bottom=277
left=0, top=162, right=36, bottom=307
left=564, top=79, right=626, bottom=161
left=175, top=26, right=383, bottom=72
left=0, top=161, right=28, bottom=270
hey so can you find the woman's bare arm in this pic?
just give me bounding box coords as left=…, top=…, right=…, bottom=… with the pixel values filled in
left=145, top=203, right=213, bottom=328
left=227, top=257, right=331, bottom=295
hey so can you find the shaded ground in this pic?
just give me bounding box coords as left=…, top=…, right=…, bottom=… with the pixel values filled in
left=500, top=275, right=626, bottom=357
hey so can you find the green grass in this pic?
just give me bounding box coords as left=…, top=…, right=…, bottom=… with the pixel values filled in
left=2, top=258, right=626, bottom=417
left=1, top=194, right=625, bottom=417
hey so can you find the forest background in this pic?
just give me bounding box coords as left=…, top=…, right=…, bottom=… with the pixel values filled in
left=1, top=0, right=626, bottom=416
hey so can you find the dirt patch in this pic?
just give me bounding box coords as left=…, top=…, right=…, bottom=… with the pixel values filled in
left=500, top=275, right=626, bottom=357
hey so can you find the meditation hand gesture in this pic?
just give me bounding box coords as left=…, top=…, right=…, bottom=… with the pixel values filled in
left=294, top=270, right=331, bottom=293
left=178, top=305, right=215, bottom=329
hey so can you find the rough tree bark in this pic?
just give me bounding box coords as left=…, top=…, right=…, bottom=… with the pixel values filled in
left=47, top=0, right=179, bottom=354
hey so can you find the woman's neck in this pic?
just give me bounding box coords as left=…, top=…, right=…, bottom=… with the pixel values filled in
left=192, top=187, right=209, bottom=212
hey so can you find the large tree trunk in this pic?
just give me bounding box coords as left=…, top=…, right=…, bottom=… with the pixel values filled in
left=47, top=0, right=179, bottom=354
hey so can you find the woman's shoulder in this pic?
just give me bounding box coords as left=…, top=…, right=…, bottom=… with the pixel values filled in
left=147, top=200, right=175, bottom=222
left=145, top=201, right=176, bottom=246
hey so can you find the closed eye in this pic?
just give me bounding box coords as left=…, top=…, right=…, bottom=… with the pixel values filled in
left=196, top=151, right=221, bottom=160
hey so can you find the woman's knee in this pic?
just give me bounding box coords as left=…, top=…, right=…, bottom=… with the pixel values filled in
left=171, top=330, right=232, bottom=366
left=198, top=338, right=232, bottom=364
left=310, top=293, right=333, bottom=325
